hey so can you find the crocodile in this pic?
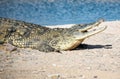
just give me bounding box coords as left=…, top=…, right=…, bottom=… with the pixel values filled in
left=0, top=17, right=107, bottom=52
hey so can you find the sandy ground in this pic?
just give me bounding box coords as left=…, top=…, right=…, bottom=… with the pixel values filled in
left=0, top=21, right=120, bottom=79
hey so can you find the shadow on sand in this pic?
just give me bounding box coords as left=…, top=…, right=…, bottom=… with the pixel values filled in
left=75, top=44, right=112, bottom=50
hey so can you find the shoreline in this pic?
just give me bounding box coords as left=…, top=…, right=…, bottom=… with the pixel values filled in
left=46, top=20, right=120, bottom=28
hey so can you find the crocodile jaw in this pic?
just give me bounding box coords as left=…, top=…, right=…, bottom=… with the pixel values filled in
left=62, top=25, right=107, bottom=50
left=74, top=25, right=107, bottom=40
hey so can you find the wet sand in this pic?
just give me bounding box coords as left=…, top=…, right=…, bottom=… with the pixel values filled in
left=0, top=21, right=120, bottom=79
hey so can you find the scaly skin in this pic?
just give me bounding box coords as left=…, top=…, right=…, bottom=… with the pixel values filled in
left=0, top=17, right=107, bottom=52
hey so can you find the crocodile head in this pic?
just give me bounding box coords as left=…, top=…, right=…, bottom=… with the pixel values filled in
left=50, top=19, right=107, bottom=51
left=72, top=19, right=107, bottom=40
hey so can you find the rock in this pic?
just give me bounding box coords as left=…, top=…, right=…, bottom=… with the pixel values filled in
left=93, top=75, right=98, bottom=78
left=47, top=74, right=60, bottom=79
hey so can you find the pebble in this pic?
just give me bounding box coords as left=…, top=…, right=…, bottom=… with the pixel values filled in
left=86, top=66, right=91, bottom=70
left=93, top=75, right=98, bottom=78
left=79, top=75, right=85, bottom=79
left=47, top=74, right=60, bottom=79
left=52, top=64, right=57, bottom=67
left=0, top=68, right=4, bottom=73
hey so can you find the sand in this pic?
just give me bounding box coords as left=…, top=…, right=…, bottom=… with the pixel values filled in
left=0, top=21, right=120, bottom=79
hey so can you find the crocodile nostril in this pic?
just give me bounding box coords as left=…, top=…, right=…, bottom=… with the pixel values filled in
left=82, top=30, right=87, bottom=33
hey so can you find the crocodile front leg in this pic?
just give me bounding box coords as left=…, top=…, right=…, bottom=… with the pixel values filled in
left=36, top=42, right=61, bottom=53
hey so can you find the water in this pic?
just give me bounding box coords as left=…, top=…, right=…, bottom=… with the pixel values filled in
left=0, top=0, right=120, bottom=25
